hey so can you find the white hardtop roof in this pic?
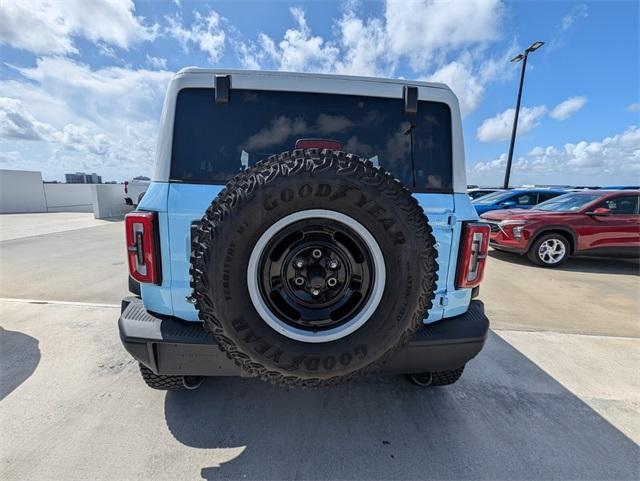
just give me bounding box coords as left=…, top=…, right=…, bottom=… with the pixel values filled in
left=176, top=67, right=451, bottom=91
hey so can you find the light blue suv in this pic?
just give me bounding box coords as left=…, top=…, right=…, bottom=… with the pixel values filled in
left=119, top=69, right=491, bottom=390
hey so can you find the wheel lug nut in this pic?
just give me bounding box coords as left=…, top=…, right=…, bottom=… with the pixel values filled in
left=328, top=260, right=338, bottom=269
left=312, top=249, right=322, bottom=259
left=327, top=277, right=337, bottom=287
left=294, top=258, right=305, bottom=268
left=294, top=277, right=305, bottom=287
left=310, top=288, right=320, bottom=296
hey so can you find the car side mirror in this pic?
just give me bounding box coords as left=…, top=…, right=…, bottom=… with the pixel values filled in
left=500, top=201, right=516, bottom=209
left=587, top=207, right=612, bottom=216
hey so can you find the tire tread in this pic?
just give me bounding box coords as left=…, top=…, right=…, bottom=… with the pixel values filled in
left=139, top=364, right=186, bottom=391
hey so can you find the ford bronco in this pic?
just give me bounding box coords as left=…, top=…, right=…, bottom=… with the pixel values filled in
left=119, top=69, right=491, bottom=390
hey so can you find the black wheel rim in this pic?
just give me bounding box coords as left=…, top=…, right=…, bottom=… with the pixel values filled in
left=258, top=218, right=375, bottom=332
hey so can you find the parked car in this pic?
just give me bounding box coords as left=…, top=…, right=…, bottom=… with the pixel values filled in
left=472, top=188, right=566, bottom=215
left=481, top=190, right=640, bottom=266
left=599, top=185, right=640, bottom=190
left=124, top=179, right=150, bottom=207
left=118, top=68, right=491, bottom=391
left=468, top=188, right=504, bottom=200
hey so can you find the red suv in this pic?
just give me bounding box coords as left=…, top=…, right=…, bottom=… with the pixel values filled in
left=481, top=190, right=640, bottom=266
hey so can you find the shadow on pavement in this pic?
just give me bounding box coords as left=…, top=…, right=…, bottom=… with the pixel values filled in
left=163, top=332, right=639, bottom=480
left=0, top=327, right=41, bottom=401
left=489, top=248, right=640, bottom=276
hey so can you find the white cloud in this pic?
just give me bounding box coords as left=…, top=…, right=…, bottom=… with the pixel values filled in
left=0, top=97, right=55, bottom=141
left=549, top=4, right=589, bottom=52
left=97, top=44, right=117, bottom=59
left=477, top=105, right=547, bottom=142
left=251, top=1, right=503, bottom=77
left=561, top=4, right=588, bottom=32
left=471, top=125, right=640, bottom=185
left=384, top=0, right=503, bottom=71
left=627, top=102, right=640, bottom=112
left=426, top=59, right=483, bottom=116
left=259, top=7, right=338, bottom=73
left=0, top=0, right=156, bottom=55
left=167, top=11, right=226, bottom=63
left=550, top=96, right=586, bottom=120
left=334, top=11, right=393, bottom=77
left=7, top=57, right=171, bottom=126
left=234, top=40, right=264, bottom=70
left=0, top=58, right=172, bottom=181
left=146, top=55, right=168, bottom=70
left=236, top=1, right=506, bottom=116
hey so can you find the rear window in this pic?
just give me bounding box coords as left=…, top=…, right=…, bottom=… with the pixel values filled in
left=170, top=88, right=453, bottom=192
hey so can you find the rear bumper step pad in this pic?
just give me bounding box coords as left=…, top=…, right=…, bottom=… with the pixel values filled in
left=119, top=297, right=489, bottom=377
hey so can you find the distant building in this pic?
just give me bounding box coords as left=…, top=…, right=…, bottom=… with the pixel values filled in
left=65, top=172, right=102, bottom=184
left=133, top=175, right=150, bottom=181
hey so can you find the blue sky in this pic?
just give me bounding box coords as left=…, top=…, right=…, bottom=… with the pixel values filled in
left=1, top=0, right=638, bottom=186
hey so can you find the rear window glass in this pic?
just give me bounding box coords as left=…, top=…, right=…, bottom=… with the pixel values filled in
left=171, top=88, right=453, bottom=192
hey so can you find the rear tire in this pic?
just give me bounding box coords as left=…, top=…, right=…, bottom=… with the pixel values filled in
left=138, top=364, right=203, bottom=391
left=406, top=366, right=465, bottom=387
left=527, top=233, right=570, bottom=267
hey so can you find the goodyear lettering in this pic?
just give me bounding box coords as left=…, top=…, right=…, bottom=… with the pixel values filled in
left=230, top=316, right=368, bottom=372
left=260, top=182, right=405, bottom=245
left=280, top=188, right=294, bottom=202
left=305, top=357, right=320, bottom=371
left=322, top=356, right=336, bottom=370
left=298, top=184, right=312, bottom=198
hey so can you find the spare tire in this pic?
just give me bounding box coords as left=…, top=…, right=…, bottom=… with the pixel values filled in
left=190, top=149, right=437, bottom=387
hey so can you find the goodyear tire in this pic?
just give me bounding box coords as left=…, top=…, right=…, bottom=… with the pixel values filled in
left=190, top=149, right=438, bottom=387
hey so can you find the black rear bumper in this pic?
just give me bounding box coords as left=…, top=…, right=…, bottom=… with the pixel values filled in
left=118, top=297, right=490, bottom=377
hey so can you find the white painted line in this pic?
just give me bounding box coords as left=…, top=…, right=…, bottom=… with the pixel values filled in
left=493, top=327, right=639, bottom=341
left=0, top=297, right=120, bottom=309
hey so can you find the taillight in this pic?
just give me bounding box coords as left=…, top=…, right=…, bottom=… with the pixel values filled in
left=125, top=211, right=161, bottom=284
left=455, top=222, right=490, bottom=289
left=295, top=138, right=343, bottom=151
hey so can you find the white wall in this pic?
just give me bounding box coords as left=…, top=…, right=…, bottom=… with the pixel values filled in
left=0, top=170, right=47, bottom=213
left=0, top=169, right=133, bottom=219
left=92, top=184, right=133, bottom=219
left=43, top=184, right=94, bottom=212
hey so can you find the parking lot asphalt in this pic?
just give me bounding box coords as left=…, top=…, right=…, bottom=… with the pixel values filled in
left=1, top=214, right=639, bottom=480
left=0, top=214, right=128, bottom=304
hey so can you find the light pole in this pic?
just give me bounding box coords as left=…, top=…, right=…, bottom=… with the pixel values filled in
left=503, top=41, right=544, bottom=189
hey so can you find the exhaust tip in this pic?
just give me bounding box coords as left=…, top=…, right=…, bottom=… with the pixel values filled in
left=182, top=376, right=205, bottom=390
left=407, top=372, right=433, bottom=387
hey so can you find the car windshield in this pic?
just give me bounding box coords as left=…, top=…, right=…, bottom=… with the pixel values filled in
left=534, top=193, right=602, bottom=212
left=472, top=191, right=513, bottom=205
